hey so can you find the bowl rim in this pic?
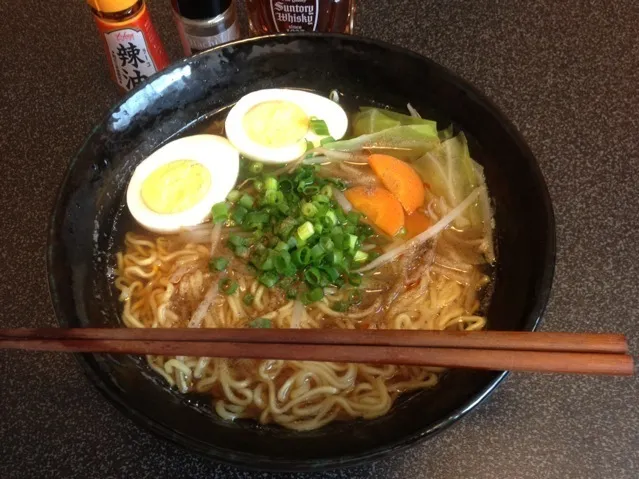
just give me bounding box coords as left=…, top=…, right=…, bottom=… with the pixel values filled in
left=46, top=32, right=556, bottom=472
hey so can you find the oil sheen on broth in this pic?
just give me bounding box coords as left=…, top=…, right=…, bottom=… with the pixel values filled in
left=114, top=90, right=495, bottom=431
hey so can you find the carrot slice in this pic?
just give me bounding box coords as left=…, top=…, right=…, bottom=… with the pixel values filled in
left=404, top=211, right=432, bottom=239
left=368, top=154, right=425, bottom=214
left=344, top=186, right=405, bottom=236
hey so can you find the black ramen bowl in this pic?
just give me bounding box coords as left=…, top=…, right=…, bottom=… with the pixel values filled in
left=47, top=34, right=555, bottom=471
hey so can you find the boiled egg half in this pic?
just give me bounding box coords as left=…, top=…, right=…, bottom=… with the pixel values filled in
left=224, top=89, right=348, bottom=164
left=126, top=134, right=239, bottom=233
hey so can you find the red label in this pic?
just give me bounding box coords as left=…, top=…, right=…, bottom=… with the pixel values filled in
left=94, top=4, right=170, bottom=91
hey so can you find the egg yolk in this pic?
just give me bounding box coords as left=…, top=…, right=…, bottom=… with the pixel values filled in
left=242, top=100, right=309, bottom=147
left=141, top=160, right=211, bottom=214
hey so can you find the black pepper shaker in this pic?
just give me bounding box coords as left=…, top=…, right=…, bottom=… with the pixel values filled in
left=172, top=0, right=241, bottom=56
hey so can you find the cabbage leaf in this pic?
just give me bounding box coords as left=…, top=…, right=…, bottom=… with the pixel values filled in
left=352, top=107, right=438, bottom=137
left=322, top=124, right=440, bottom=161
left=412, top=133, right=482, bottom=227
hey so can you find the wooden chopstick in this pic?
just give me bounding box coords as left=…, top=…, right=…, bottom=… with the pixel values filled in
left=0, top=328, right=629, bottom=353
left=0, top=329, right=634, bottom=376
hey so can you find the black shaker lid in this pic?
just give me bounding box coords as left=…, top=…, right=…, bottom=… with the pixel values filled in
left=174, top=0, right=233, bottom=20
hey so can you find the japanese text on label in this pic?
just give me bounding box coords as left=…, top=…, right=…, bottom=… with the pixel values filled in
left=104, top=29, right=157, bottom=91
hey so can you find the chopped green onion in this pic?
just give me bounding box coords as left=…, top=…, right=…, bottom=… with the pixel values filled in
left=297, top=221, right=315, bottom=241
left=320, top=266, right=340, bottom=282
left=313, top=194, right=330, bottom=204
left=274, top=241, right=289, bottom=251
left=310, top=244, right=325, bottom=260
left=320, top=136, right=335, bottom=145
left=346, top=211, right=362, bottom=224
left=278, top=218, right=297, bottom=237
left=297, top=178, right=313, bottom=193
left=277, top=202, right=290, bottom=215
left=353, top=250, right=369, bottom=262
left=239, top=194, right=255, bottom=209
left=347, top=234, right=358, bottom=252
left=319, top=236, right=334, bottom=252
left=328, top=250, right=344, bottom=266
left=264, top=190, right=278, bottom=205
left=287, top=236, right=298, bottom=250
left=320, top=185, right=333, bottom=197
left=294, top=234, right=306, bottom=248
left=211, top=162, right=382, bottom=301
left=249, top=317, right=272, bottom=328
left=211, top=202, right=229, bottom=223
left=318, top=272, right=330, bottom=287
left=302, top=185, right=320, bottom=195
left=323, top=210, right=338, bottom=227
left=219, top=278, right=238, bottom=295
left=301, top=202, right=318, bottom=217
left=304, top=287, right=324, bottom=303
left=293, top=247, right=312, bottom=266
left=309, top=117, right=330, bottom=135
left=259, top=271, right=279, bottom=288
left=268, top=236, right=280, bottom=247
left=264, top=176, right=278, bottom=191
left=245, top=211, right=269, bottom=228
left=229, top=234, right=247, bottom=247
left=232, top=206, right=248, bottom=223
left=281, top=263, right=297, bottom=277
left=296, top=166, right=314, bottom=180
left=315, top=203, right=329, bottom=217
left=279, top=179, right=294, bottom=192
left=396, top=226, right=407, bottom=237
left=274, top=251, right=292, bottom=273
left=249, top=161, right=264, bottom=174
left=209, top=257, right=229, bottom=272
left=227, top=189, right=241, bottom=202
left=332, top=231, right=344, bottom=249
left=260, top=255, right=274, bottom=271
left=304, top=267, right=322, bottom=286
left=243, top=293, right=254, bottom=306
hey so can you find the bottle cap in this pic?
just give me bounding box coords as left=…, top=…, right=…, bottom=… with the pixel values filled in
left=174, top=0, right=232, bottom=21
left=87, top=0, right=138, bottom=13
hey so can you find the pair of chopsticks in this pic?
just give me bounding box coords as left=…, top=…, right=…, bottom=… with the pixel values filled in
left=0, top=328, right=634, bottom=376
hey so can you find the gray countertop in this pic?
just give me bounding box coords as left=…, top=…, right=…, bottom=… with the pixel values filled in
left=1, top=0, right=637, bottom=478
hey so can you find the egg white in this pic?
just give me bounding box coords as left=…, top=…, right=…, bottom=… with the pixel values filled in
left=224, top=89, right=348, bottom=164
left=126, top=135, right=239, bottom=233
